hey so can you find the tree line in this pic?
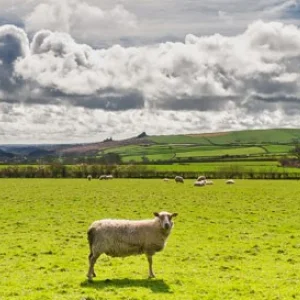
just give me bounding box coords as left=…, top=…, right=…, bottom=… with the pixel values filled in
left=1, top=163, right=300, bottom=179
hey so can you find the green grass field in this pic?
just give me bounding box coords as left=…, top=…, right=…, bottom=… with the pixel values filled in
left=141, top=161, right=300, bottom=174
left=102, top=144, right=280, bottom=163
left=143, top=161, right=280, bottom=173
left=97, top=129, right=298, bottom=163
left=149, top=128, right=300, bottom=145
left=1, top=179, right=299, bottom=299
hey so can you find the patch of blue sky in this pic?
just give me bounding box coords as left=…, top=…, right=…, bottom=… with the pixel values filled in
left=282, top=2, right=300, bottom=19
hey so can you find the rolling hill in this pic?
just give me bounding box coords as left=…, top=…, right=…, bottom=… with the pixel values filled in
left=149, top=128, right=300, bottom=145
left=1, top=128, right=300, bottom=163
left=98, top=129, right=300, bottom=163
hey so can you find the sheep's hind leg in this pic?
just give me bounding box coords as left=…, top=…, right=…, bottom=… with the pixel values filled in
left=87, top=252, right=100, bottom=281
left=146, top=255, right=155, bottom=278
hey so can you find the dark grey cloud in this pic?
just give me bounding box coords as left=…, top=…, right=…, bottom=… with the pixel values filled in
left=0, top=24, right=29, bottom=105
left=253, top=95, right=300, bottom=104
left=155, top=96, right=236, bottom=111
left=0, top=31, right=24, bottom=94
left=49, top=89, right=145, bottom=111
left=0, top=34, right=23, bottom=64
left=0, top=86, right=145, bottom=111
left=71, top=92, right=145, bottom=111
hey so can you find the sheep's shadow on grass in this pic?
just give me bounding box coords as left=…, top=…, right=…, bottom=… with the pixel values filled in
left=81, top=278, right=172, bottom=294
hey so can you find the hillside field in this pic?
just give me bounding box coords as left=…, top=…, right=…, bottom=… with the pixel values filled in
left=149, top=128, right=300, bottom=145
left=98, top=129, right=300, bottom=163
left=1, top=179, right=299, bottom=299
left=101, top=145, right=279, bottom=163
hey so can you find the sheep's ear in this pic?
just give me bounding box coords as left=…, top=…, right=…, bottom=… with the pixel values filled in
left=171, top=213, right=178, bottom=218
left=153, top=212, right=159, bottom=217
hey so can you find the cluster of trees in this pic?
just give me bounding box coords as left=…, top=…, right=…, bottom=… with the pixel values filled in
left=1, top=163, right=300, bottom=179
left=278, top=143, right=300, bottom=168
left=0, top=164, right=150, bottom=178
left=0, top=152, right=123, bottom=165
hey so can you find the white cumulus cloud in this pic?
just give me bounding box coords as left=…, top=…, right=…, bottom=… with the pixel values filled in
left=9, top=21, right=300, bottom=112
left=24, top=0, right=138, bottom=45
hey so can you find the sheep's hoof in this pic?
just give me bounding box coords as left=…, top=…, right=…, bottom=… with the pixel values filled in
left=87, top=274, right=94, bottom=282
left=148, top=274, right=155, bottom=279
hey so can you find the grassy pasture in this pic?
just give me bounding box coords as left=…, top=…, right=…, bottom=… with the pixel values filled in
left=103, top=144, right=269, bottom=163
left=263, top=144, right=293, bottom=153
left=97, top=128, right=300, bottom=163
left=174, top=146, right=265, bottom=158
left=1, top=179, right=300, bottom=300
left=99, top=141, right=294, bottom=163
left=150, top=128, right=300, bottom=145
left=137, top=161, right=300, bottom=175
left=150, top=161, right=279, bottom=169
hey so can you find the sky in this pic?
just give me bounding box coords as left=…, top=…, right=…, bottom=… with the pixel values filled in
left=0, top=0, right=300, bottom=144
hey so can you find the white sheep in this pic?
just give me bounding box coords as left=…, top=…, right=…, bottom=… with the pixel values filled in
left=226, top=179, right=235, bottom=184
left=194, top=180, right=206, bottom=187
left=99, top=175, right=113, bottom=180
left=163, top=178, right=169, bottom=182
left=86, top=211, right=178, bottom=280
left=174, top=176, right=184, bottom=183
left=87, top=175, right=92, bottom=181
left=197, top=175, right=206, bottom=181
left=205, top=180, right=214, bottom=185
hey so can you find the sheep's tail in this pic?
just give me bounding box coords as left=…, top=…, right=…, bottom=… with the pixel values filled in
left=87, top=227, right=96, bottom=254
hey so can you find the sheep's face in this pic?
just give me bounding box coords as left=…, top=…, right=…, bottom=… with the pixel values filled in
left=154, top=211, right=178, bottom=230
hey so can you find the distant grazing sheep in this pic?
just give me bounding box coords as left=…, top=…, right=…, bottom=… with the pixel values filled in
left=87, top=211, right=178, bottom=280
left=197, top=175, right=206, bottom=181
left=99, top=175, right=113, bottom=180
left=226, top=179, right=235, bottom=184
left=194, top=180, right=206, bottom=187
left=175, top=176, right=184, bottom=183
left=205, top=180, right=213, bottom=185
left=163, top=178, right=169, bottom=182
left=87, top=175, right=92, bottom=181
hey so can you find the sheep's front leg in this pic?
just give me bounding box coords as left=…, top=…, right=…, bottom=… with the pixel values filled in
left=146, top=254, right=155, bottom=278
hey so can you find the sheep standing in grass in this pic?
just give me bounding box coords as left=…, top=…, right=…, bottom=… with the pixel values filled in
left=175, top=176, right=184, bottom=183
left=197, top=175, right=206, bottom=181
left=226, top=179, right=235, bottom=184
left=87, top=175, right=92, bottom=181
left=86, top=211, right=178, bottom=280
left=99, top=175, right=113, bottom=180
left=194, top=180, right=206, bottom=187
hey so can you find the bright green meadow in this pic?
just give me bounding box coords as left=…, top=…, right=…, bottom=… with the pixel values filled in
left=1, top=179, right=299, bottom=299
